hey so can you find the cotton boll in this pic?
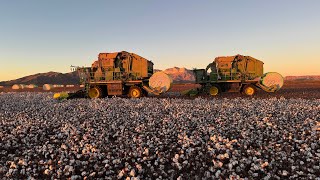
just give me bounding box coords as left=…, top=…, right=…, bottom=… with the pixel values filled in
left=0, top=93, right=318, bottom=178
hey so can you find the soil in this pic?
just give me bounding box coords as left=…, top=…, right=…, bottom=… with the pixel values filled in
left=168, top=81, right=320, bottom=99
left=0, top=80, right=319, bottom=99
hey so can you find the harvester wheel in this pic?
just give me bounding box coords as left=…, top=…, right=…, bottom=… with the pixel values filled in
left=88, top=86, right=103, bottom=98
left=242, top=84, right=256, bottom=96
left=209, top=84, right=221, bottom=96
left=128, top=86, right=142, bottom=98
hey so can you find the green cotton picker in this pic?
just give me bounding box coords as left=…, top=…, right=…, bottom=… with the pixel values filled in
left=189, top=54, right=284, bottom=96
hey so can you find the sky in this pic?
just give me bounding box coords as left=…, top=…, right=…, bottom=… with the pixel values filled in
left=0, top=0, right=319, bottom=81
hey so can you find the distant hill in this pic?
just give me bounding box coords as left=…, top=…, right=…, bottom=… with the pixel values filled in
left=161, top=67, right=195, bottom=82
left=1, top=68, right=319, bottom=86
left=0, top=71, right=79, bottom=86
left=284, top=75, right=320, bottom=81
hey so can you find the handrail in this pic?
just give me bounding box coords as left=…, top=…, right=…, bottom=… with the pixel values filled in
left=77, top=67, right=141, bottom=84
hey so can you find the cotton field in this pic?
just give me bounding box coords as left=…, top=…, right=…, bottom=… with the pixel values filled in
left=0, top=93, right=319, bottom=179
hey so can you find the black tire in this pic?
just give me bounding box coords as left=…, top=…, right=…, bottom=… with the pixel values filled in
left=88, top=86, right=103, bottom=98
left=128, top=86, right=142, bottom=98
left=142, top=89, right=149, bottom=97
left=241, top=84, right=256, bottom=96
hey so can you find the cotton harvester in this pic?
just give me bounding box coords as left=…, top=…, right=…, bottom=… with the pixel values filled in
left=191, top=54, right=284, bottom=96
left=53, top=51, right=172, bottom=99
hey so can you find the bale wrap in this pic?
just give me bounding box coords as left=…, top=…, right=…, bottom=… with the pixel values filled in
left=149, top=71, right=172, bottom=94
left=260, top=72, right=284, bottom=91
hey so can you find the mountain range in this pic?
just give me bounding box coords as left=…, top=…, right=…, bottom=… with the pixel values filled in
left=0, top=71, right=79, bottom=86
left=159, top=67, right=195, bottom=82
left=0, top=68, right=319, bottom=86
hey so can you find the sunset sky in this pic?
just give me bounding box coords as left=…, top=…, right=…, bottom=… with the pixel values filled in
left=0, top=0, right=319, bottom=81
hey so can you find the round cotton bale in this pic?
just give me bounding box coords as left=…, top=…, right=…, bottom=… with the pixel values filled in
left=43, top=84, right=54, bottom=91
left=27, top=84, right=38, bottom=89
left=20, top=84, right=26, bottom=89
left=149, top=71, right=173, bottom=93
left=80, top=85, right=85, bottom=88
left=11, top=84, right=18, bottom=90
left=66, top=85, right=75, bottom=88
left=261, top=72, right=284, bottom=91
left=12, top=84, right=23, bottom=90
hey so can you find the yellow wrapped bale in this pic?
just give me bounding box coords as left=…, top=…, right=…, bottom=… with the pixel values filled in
left=53, top=92, right=69, bottom=100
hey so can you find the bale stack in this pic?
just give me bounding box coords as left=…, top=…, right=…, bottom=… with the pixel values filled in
left=66, top=85, right=75, bottom=88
